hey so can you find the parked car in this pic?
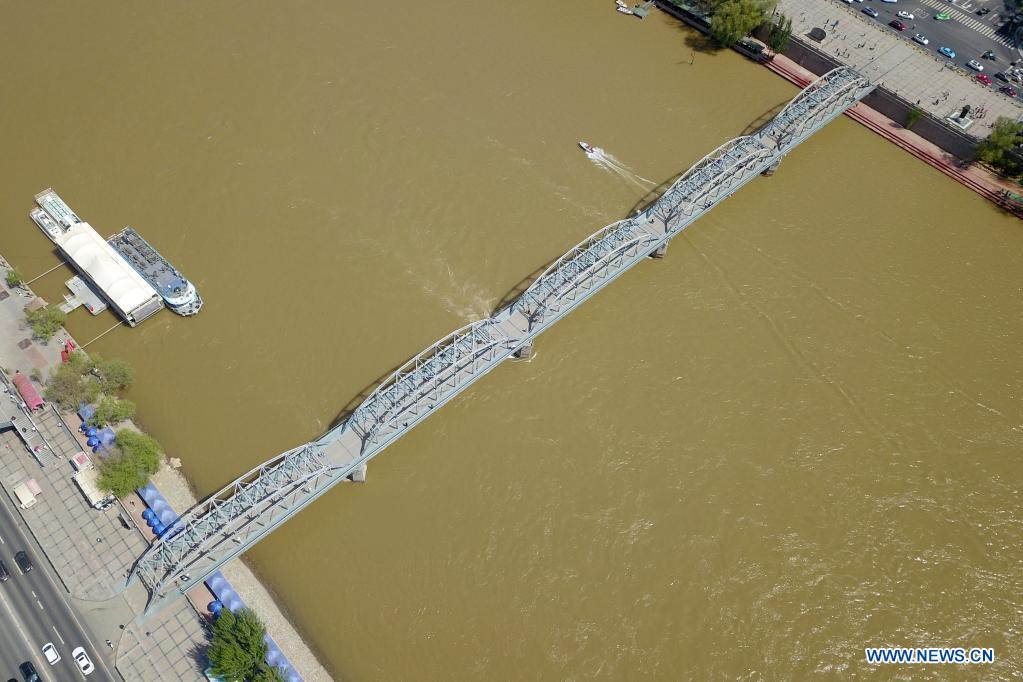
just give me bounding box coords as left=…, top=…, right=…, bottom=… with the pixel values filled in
left=863, top=7, right=879, bottom=17
left=968, top=60, right=985, bottom=72
left=938, top=47, right=956, bottom=59
left=1000, top=85, right=1018, bottom=96
left=889, top=20, right=907, bottom=31
left=976, top=73, right=993, bottom=85
left=898, top=11, right=915, bottom=19
left=995, top=72, right=1011, bottom=82
left=14, top=551, right=33, bottom=574
left=913, top=34, right=929, bottom=45
left=72, top=647, right=95, bottom=676
left=935, top=12, right=951, bottom=20
left=18, top=661, right=39, bottom=682
left=41, top=643, right=60, bottom=665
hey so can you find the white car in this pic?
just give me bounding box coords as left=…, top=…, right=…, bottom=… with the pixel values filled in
left=898, top=10, right=915, bottom=19
left=913, top=33, right=929, bottom=45
left=880, top=0, right=897, bottom=3
left=72, top=647, right=95, bottom=675
left=968, top=60, right=985, bottom=71
left=42, top=642, right=60, bottom=665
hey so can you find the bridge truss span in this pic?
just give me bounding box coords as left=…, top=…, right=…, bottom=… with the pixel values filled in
left=129, top=66, right=876, bottom=621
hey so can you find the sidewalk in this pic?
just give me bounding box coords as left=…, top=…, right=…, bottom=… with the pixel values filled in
left=765, top=53, right=1022, bottom=213
left=779, top=0, right=1023, bottom=135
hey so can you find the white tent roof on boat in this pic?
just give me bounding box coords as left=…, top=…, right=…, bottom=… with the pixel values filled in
left=55, top=222, right=158, bottom=315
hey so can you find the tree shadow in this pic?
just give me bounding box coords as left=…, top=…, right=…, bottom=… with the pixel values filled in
left=682, top=29, right=722, bottom=54
left=185, top=638, right=211, bottom=676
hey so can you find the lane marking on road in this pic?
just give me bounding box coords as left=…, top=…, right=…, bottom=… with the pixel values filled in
left=31, top=589, right=37, bottom=598
left=52, top=624, right=65, bottom=644
left=0, top=533, right=6, bottom=544
left=0, top=577, right=49, bottom=674
left=36, top=599, right=44, bottom=610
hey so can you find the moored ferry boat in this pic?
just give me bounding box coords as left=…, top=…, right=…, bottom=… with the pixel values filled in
left=107, top=227, right=203, bottom=316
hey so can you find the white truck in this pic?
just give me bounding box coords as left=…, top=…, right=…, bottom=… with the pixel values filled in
left=72, top=467, right=114, bottom=510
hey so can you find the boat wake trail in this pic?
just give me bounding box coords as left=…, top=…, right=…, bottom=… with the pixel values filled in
left=586, top=147, right=657, bottom=191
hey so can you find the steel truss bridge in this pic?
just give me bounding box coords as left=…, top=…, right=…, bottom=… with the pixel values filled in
left=129, top=67, right=876, bottom=619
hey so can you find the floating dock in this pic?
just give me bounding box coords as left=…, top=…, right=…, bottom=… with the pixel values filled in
left=29, top=189, right=164, bottom=327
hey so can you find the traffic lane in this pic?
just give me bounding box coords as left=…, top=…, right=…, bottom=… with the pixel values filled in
left=6, top=566, right=100, bottom=682
left=856, top=1, right=1016, bottom=61
left=851, top=5, right=1014, bottom=76
left=0, top=574, right=53, bottom=681
left=0, top=493, right=114, bottom=681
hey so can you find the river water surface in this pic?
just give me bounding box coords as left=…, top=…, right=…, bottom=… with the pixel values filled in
left=2, top=1, right=1021, bottom=678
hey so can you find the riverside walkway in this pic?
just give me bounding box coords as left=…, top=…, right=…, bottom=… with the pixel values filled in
left=130, top=67, right=877, bottom=620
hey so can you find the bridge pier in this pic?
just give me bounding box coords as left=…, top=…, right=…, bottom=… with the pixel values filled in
left=761, top=157, right=783, bottom=177
left=649, top=242, right=668, bottom=259
left=350, top=463, right=367, bottom=483
left=512, top=340, right=533, bottom=360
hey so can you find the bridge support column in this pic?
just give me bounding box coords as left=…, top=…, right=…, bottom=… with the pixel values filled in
left=512, top=340, right=533, bottom=360
left=350, top=464, right=367, bottom=483
left=649, top=242, right=668, bottom=259
left=761, top=157, right=783, bottom=177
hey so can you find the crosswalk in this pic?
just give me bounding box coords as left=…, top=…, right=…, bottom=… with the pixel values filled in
left=918, top=0, right=1017, bottom=48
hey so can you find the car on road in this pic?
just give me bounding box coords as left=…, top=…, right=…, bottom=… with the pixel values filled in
left=968, top=60, right=985, bottom=71
left=913, top=33, right=929, bottom=45
left=14, top=551, right=32, bottom=574
left=72, top=647, right=95, bottom=676
left=863, top=7, right=879, bottom=18
left=982, top=50, right=998, bottom=61
left=41, top=642, right=60, bottom=665
left=898, top=11, right=915, bottom=20
left=0, top=560, right=9, bottom=582
left=1000, top=85, right=1018, bottom=96
left=935, top=12, right=951, bottom=21
left=880, top=0, right=897, bottom=3
left=889, top=20, right=907, bottom=31
left=977, top=7, right=991, bottom=15
left=976, top=73, right=993, bottom=85
left=938, top=46, right=956, bottom=58
left=17, top=661, right=39, bottom=682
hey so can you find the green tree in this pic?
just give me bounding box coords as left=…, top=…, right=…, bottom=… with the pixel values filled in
left=765, top=13, right=792, bottom=53
left=95, top=357, right=135, bottom=393
left=115, top=430, right=163, bottom=472
left=974, top=116, right=1023, bottom=177
left=96, top=432, right=162, bottom=496
left=44, top=360, right=101, bottom=410
left=92, top=396, right=136, bottom=426
left=5, top=268, right=24, bottom=288
left=96, top=448, right=148, bottom=497
left=24, top=305, right=66, bottom=342
left=709, top=0, right=775, bottom=46
left=208, top=609, right=284, bottom=682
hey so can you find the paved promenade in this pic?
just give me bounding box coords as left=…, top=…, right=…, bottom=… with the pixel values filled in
left=780, top=0, right=1023, bottom=134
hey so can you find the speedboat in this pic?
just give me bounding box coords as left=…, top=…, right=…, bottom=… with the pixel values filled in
left=615, top=0, right=627, bottom=6
left=616, top=6, right=634, bottom=13
left=578, top=141, right=595, bottom=154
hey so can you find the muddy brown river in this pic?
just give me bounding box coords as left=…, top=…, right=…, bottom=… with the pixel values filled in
left=2, top=1, right=1021, bottom=678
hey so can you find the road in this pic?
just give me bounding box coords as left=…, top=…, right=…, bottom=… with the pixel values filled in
left=0, top=487, right=115, bottom=682
left=842, top=0, right=1021, bottom=94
